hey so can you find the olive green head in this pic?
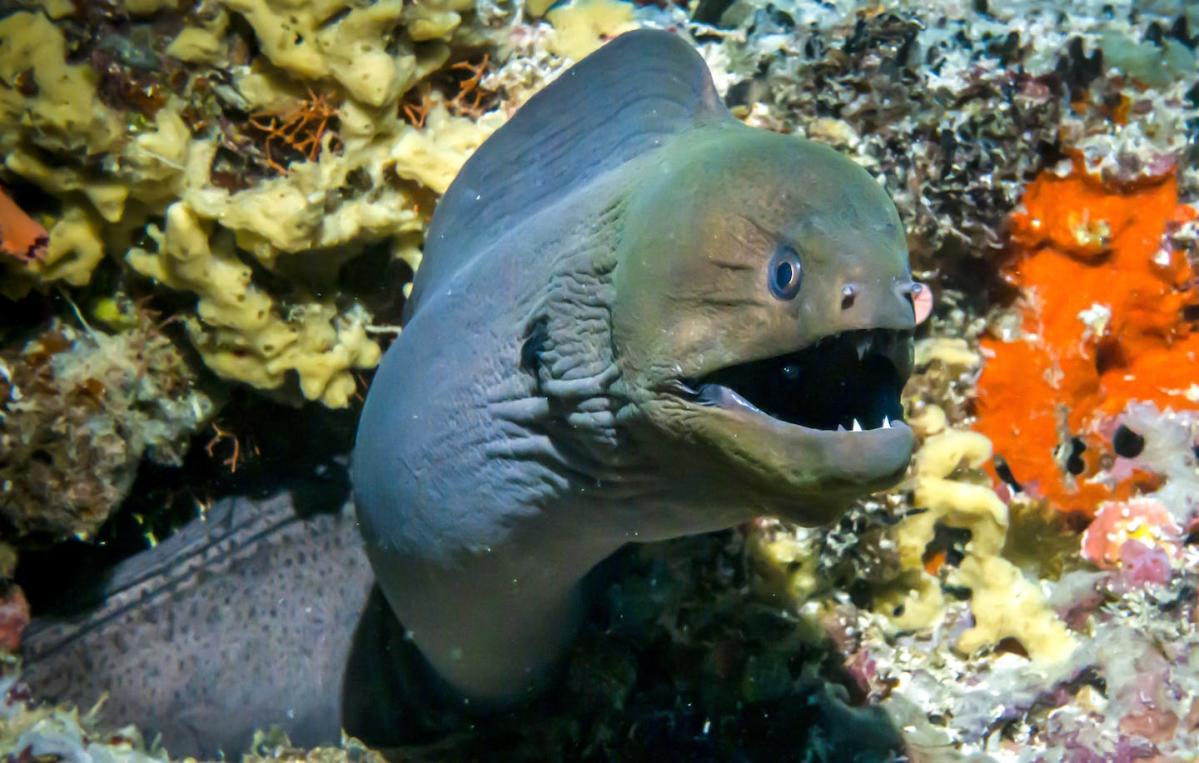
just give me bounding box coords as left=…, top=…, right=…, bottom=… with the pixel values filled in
left=613, top=125, right=917, bottom=525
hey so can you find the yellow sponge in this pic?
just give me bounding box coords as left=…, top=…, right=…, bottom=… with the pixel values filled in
left=887, top=429, right=1076, bottom=663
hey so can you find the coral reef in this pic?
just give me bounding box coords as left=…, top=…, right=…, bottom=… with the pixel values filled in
left=0, top=0, right=506, bottom=406
left=0, top=548, right=27, bottom=655
left=0, top=187, right=47, bottom=265
left=700, top=4, right=1199, bottom=752
left=0, top=308, right=215, bottom=539
left=5, top=0, right=1199, bottom=760
left=695, top=0, right=1199, bottom=284
left=0, top=0, right=518, bottom=548
left=975, top=166, right=1199, bottom=516
left=748, top=332, right=1199, bottom=759
left=0, top=656, right=386, bottom=763
left=0, top=660, right=164, bottom=763
left=545, top=0, right=637, bottom=60
left=887, top=428, right=1076, bottom=663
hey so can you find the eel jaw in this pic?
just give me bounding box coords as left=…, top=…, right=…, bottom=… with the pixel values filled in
left=681, top=328, right=914, bottom=438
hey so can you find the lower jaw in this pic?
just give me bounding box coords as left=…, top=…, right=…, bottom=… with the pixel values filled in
left=694, top=406, right=914, bottom=478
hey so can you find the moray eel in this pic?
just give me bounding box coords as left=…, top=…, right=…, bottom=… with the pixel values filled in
left=352, top=29, right=917, bottom=718
left=22, top=485, right=373, bottom=756
left=21, top=29, right=916, bottom=755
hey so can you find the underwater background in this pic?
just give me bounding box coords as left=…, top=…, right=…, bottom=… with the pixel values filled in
left=1, top=0, right=1198, bottom=760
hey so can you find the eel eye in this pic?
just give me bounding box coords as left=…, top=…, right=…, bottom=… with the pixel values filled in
left=768, top=246, right=803, bottom=300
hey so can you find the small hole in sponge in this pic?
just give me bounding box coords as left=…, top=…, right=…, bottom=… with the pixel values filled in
left=1112, top=424, right=1145, bottom=458
left=1066, top=437, right=1087, bottom=475
left=994, top=637, right=1029, bottom=658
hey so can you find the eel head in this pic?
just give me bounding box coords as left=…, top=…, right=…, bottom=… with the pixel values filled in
left=614, top=127, right=918, bottom=526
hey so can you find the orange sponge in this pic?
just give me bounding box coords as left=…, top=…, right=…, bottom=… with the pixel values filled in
left=974, top=165, right=1198, bottom=516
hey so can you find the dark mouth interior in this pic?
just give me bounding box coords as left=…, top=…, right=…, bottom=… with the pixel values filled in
left=689, top=329, right=908, bottom=431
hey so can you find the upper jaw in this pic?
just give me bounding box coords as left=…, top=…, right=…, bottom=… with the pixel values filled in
left=673, top=327, right=915, bottom=436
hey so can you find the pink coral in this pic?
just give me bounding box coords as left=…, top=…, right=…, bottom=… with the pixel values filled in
left=1081, top=498, right=1180, bottom=570
left=1114, top=540, right=1172, bottom=590
left=0, top=585, right=29, bottom=653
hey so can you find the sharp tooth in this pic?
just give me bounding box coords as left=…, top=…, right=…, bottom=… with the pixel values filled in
left=882, top=416, right=891, bottom=429
left=837, top=424, right=847, bottom=432
left=856, top=337, right=869, bottom=360
left=852, top=418, right=862, bottom=432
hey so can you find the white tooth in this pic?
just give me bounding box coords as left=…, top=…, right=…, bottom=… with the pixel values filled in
left=852, top=418, right=862, bottom=432
left=856, top=337, right=869, bottom=360
left=882, top=416, right=891, bottom=429
left=837, top=424, right=847, bottom=432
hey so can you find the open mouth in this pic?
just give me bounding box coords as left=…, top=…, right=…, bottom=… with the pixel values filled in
left=684, top=329, right=911, bottom=432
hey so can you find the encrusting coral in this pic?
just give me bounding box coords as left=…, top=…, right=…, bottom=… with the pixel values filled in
left=0, top=0, right=517, bottom=544
left=0, top=1, right=505, bottom=407
left=0, top=188, right=47, bottom=266
left=545, top=0, right=637, bottom=60
left=889, top=428, right=1076, bottom=664
left=974, top=163, right=1199, bottom=516
left=5, top=0, right=1199, bottom=760
left=126, top=202, right=382, bottom=408
left=0, top=308, right=216, bottom=539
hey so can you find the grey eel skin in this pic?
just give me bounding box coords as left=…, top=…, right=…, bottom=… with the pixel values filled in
left=21, top=28, right=918, bottom=756
left=21, top=486, right=373, bottom=757
left=353, top=28, right=917, bottom=717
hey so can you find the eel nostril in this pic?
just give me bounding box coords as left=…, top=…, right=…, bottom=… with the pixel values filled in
left=901, top=281, right=934, bottom=325
left=840, top=284, right=858, bottom=310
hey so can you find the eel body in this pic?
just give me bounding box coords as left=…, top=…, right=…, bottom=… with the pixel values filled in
left=21, top=29, right=918, bottom=754
left=21, top=487, right=373, bottom=757
left=353, top=29, right=918, bottom=713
